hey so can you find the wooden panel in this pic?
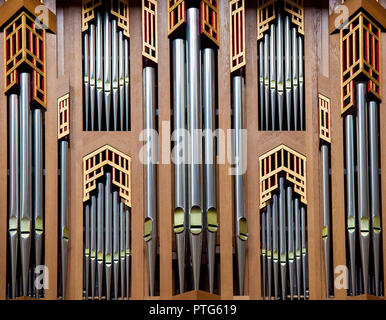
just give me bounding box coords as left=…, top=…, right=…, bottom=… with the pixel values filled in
left=257, top=0, right=276, bottom=41
left=81, top=0, right=102, bottom=32
left=83, top=145, right=132, bottom=207
left=230, top=0, right=246, bottom=73
left=58, top=93, right=70, bottom=140
left=167, top=0, right=186, bottom=36
left=111, top=0, right=130, bottom=37
left=340, top=12, right=381, bottom=114
left=142, top=0, right=158, bottom=63
left=259, top=145, right=307, bottom=209
left=318, top=93, right=331, bottom=143
left=200, top=0, right=219, bottom=46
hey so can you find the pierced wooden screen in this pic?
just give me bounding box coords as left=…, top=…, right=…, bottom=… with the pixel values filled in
left=319, top=94, right=331, bottom=144
left=83, top=145, right=132, bottom=207
left=283, top=0, right=304, bottom=35
left=259, top=145, right=307, bottom=209
left=340, top=12, right=381, bottom=114
left=58, top=93, right=70, bottom=140
left=168, top=0, right=186, bottom=36
left=4, top=12, right=47, bottom=109
left=111, top=0, right=130, bottom=37
left=257, top=0, right=276, bottom=40
left=142, top=0, right=158, bottom=63
left=82, top=0, right=103, bottom=32
left=230, top=0, right=245, bottom=73
left=200, top=0, right=219, bottom=46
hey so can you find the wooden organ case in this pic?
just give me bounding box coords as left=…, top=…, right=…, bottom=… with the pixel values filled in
left=0, top=0, right=385, bottom=301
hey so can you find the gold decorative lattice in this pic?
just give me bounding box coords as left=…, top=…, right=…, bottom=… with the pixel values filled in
left=168, top=0, right=186, bottom=36
left=340, top=11, right=381, bottom=114
left=259, top=145, right=307, bottom=209
left=82, top=0, right=102, bottom=32
left=142, top=0, right=158, bottom=63
left=83, top=145, right=132, bottom=207
left=200, top=0, right=219, bottom=47
left=4, top=11, right=46, bottom=109
left=58, top=93, right=70, bottom=140
left=284, top=0, right=304, bottom=35
left=319, top=94, right=331, bottom=144
left=111, top=0, right=130, bottom=38
left=257, top=0, right=276, bottom=40
left=230, top=0, right=245, bottom=73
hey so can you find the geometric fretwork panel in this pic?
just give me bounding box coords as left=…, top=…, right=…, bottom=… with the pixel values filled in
left=283, top=0, right=304, bottom=35
left=111, top=0, right=130, bottom=37
left=259, top=145, right=307, bottom=209
left=168, top=0, right=186, bottom=36
left=319, top=94, right=331, bottom=144
left=83, top=145, right=132, bottom=207
left=257, top=0, right=276, bottom=40
left=58, top=93, right=70, bottom=140
left=340, top=11, right=381, bottom=114
left=230, top=0, right=246, bottom=73
left=142, top=0, right=158, bottom=63
left=200, top=0, right=219, bottom=46
left=82, top=0, right=102, bottom=32
left=4, top=11, right=46, bottom=108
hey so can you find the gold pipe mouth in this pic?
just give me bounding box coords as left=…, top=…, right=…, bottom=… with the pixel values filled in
left=144, top=217, right=153, bottom=242
left=207, top=207, right=218, bottom=233
left=238, top=217, right=248, bottom=241
left=189, top=206, right=203, bottom=235
left=173, top=207, right=185, bottom=234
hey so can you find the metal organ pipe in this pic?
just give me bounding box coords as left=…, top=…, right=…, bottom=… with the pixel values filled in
left=103, top=12, right=111, bottom=131
left=276, top=11, right=284, bottom=131
left=96, top=11, right=103, bottom=130
left=97, top=181, right=104, bottom=299
left=112, top=20, right=119, bottom=131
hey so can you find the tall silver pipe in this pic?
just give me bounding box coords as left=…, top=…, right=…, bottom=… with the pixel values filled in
left=233, top=76, right=247, bottom=295
left=97, top=182, right=104, bottom=299
left=90, top=195, right=97, bottom=299
left=9, top=94, right=19, bottom=299
left=20, top=72, right=31, bottom=297
left=279, top=177, right=287, bottom=299
left=263, top=33, right=270, bottom=130
left=187, top=7, right=203, bottom=291
left=272, top=194, right=279, bottom=299
left=294, top=198, right=301, bottom=299
left=89, top=24, right=96, bottom=131
left=84, top=33, right=90, bottom=130
left=105, top=173, right=113, bottom=299
left=143, top=66, right=157, bottom=296
left=84, top=204, right=90, bottom=299
left=345, top=113, right=356, bottom=295
left=103, top=11, right=111, bottom=130
left=276, top=11, right=284, bottom=130
left=124, top=39, right=130, bottom=130
left=203, top=47, right=218, bottom=294
left=266, top=204, right=272, bottom=299
left=287, top=186, right=295, bottom=300
left=125, top=208, right=131, bottom=298
left=261, top=210, right=267, bottom=299
left=118, top=31, right=125, bottom=130
left=96, top=12, right=103, bottom=130
left=119, top=202, right=126, bottom=298
left=301, top=206, right=307, bottom=299
left=259, top=41, right=264, bottom=129
left=292, top=28, right=299, bottom=130
left=112, top=20, right=119, bottom=131
left=298, top=36, right=304, bottom=130
left=321, top=144, right=330, bottom=297
left=369, top=101, right=381, bottom=296
left=284, top=16, right=292, bottom=130
left=270, top=24, right=276, bottom=130
left=112, top=191, right=120, bottom=299
left=173, top=39, right=187, bottom=294
left=60, top=140, right=69, bottom=299
left=356, top=82, right=370, bottom=294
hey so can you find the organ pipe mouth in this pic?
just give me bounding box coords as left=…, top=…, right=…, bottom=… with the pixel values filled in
left=322, top=225, right=328, bottom=240
left=189, top=206, right=203, bottom=235
left=173, top=207, right=185, bottom=234
left=347, top=216, right=355, bottom=233
left=207, top=207, right=218, bottom=233
left=238, top=217, right=248, bottom=241
left=360, top=217, right=370, bottom=236
left=373, top=216, right=381, bottom=233
left=144, top=217, right=153, bottom=242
